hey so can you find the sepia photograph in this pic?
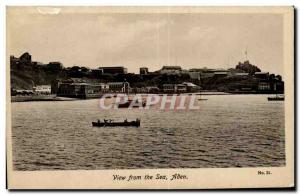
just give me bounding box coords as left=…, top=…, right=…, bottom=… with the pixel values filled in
left=6, top=6, right=294, bottom=189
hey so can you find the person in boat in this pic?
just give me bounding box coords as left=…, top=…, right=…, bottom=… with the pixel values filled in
left=136, top=118, right=140, bottom=122
left=104, top=119, right=108, bottom=123
left=124, top=118, right=128, bottom=123
left=98, top=119, right=100, bottom=123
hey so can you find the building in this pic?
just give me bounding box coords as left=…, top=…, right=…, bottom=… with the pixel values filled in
left=57, top=83, right=103, bottom=98
left=175, top=84, right=187, bottom=93
left=232, top=72, right=249, bottom=76
left=107, top=82, right=129, bottom=93
left=100, top=83, right=110, bottom=93
left=159, top=66, right=182, bottom=74
left=254, top=72, right=269, bottom=80
left=140, top=67, right=149, bottom=75
left=53, top=78, right=129, bottom=97
left=213, top=71, right=228, bottom=77
left=163, top=84, right=176, bottom=93
left=257, top=80, right=284, bottom=93
left=162, top=84, right=187, bottom=93
left=133, top=87, right=148, bottom=93
left=33, top=85, right=51, bottom=94
left=98, top=66, right=127, bottom=74
left=51, top=79, right=62, bottom=94
left=182, top=82, right=201, bottom=92
left=12, top=89, right=34, bottom=95
left=53, top=78, right=110, bottom=98
left=146, top=87, right=160, bottom=94
left=258, top=82, right=271, bottom=91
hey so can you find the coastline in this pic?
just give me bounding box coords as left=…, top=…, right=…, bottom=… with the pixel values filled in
left=11, top=95, right=79, bottom=102
left=11, top=92, right=284, bottom=102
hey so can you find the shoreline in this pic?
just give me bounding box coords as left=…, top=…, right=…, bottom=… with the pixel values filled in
left=11, top=92, right=284, bottom=102
left=11, top=95, right=78, bottom=102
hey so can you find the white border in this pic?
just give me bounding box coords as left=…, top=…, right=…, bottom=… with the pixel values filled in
left=1, top=0, right=298, bottom=194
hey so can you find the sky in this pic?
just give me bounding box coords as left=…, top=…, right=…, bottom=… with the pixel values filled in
left=7, top=7, right=284, bottom=75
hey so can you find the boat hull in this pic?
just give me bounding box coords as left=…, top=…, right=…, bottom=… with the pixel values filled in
left=92, top=121, right=140, bottom=127
left=117, top=101, right=146, bottom=108
left=268, top=97, right=284, bottom=101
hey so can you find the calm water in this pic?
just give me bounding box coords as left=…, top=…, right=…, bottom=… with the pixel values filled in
left=11, top=95, right=285, bottom=171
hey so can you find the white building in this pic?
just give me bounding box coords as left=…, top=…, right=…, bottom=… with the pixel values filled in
left=33, top=85, right=51, bottom=94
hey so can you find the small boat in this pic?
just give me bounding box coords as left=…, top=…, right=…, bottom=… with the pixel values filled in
left=92, top=119, right=141, bottom=127
left=198, top=90, right=208, bottom=101
left=118, top=99, right=146, bottom=108
left=268, top=96, right=284, bottom=101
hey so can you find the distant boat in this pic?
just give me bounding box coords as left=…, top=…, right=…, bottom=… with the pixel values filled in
left=198, top=90, right=208, bottom=101
left=196, top=74, right=207, bottom=101
left=92, top=119, right=140, bottom=127
left=117, top=99, right=146, bottom=108
left=268, top=95, right=284, bottom=101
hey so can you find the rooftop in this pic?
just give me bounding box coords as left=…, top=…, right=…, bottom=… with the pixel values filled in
left=254, top=72, right=269, bottom=75
left=162, top=66, right=182, bottom=70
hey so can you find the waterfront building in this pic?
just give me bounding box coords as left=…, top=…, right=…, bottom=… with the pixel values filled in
left=107, top=82, right=128, bottom=93
left=57, top=83, right=103, bottom=98
left=163, top=84, right=176, bottom=93
left=175, top=84, right=187, bottom=93
left=133, top=87, right=148, bottom=93
left=100, top=83, right=110, bottom=93
left=146, top=87, right=160, bottom=93
left=162, top=84, right=187, bottom=93
left=258, top=82, right=271, bottom=91
left=51, top=79, right=61, bottom=94
left=53, top=78, right=110, bottom=98
left=33, top=85, right=51, bottom=94
left=13, top=89, right=34, bottom=95
left=182, top=82, right=201, bottom=92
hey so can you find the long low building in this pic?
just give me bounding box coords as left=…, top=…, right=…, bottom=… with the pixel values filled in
left=97, top=66, right=127, bottom=74
left=53, top=78, right=132, bottom=98
left=57, top=83, right=106, bottom=99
